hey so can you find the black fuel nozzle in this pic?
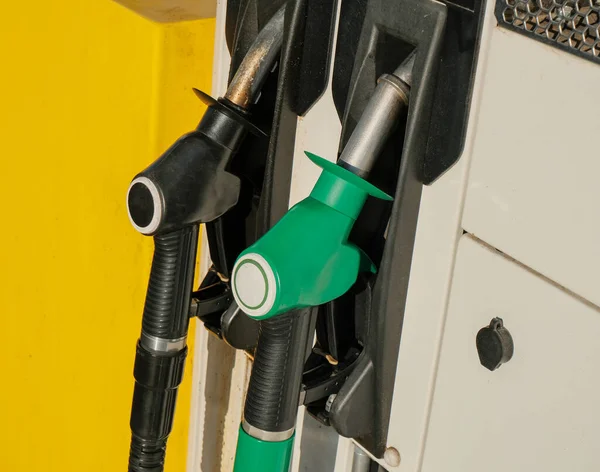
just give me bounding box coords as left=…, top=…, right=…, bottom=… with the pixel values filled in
left=125, top=6, right=285, bottom=472
left=126, top=93, right=263, bottom=472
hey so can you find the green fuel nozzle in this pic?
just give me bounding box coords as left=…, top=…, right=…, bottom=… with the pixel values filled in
left=231, top=51, right=415, bottom=321
left=231, top=50, right=416, bottom=472
left=231, top=152, right=391, bottom=320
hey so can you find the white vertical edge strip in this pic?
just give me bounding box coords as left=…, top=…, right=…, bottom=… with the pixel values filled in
left=380, top=0, right=499, bottom=470
left=334, top=438, right=357, bottom=472
left=289, top=1, right=343, bottom=470
left=287, top=0, right=343, bottom=207
left=187, top=1, right=232, bottom=470
left=206, top=11, right=253, bottom=472
left=289, top=407, right=306, bottom=472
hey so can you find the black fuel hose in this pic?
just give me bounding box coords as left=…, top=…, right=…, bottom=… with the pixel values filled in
left=129, top=227, right=198, bottom=472
left=243, top=308, right=313, bottom=434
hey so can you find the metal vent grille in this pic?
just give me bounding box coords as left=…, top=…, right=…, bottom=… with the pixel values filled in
left=496, top=0, right=600, bottom=64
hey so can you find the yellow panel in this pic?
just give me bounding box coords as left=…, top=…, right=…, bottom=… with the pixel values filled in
left=0, top=1, right=214, bottom=471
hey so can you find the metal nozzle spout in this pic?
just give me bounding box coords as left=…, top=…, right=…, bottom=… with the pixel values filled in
left=224, top=6, right=286, bottom=109
left=337, top=50, right=416, bottom=178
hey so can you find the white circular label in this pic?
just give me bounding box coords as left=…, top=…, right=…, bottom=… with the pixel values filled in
left=235, top=262, right=267, bottom=307
left=126, top=176, right=162, bottom=235
left=232, top=253, right=277, bottom=318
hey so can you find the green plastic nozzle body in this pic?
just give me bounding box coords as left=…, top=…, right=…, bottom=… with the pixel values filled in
left=231, top=152, right=391, bottom=320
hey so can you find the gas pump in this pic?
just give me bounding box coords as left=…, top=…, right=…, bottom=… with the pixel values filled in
left=125, top=0, right=484, bottom=469
left=122, top=0, right=600, bottom=469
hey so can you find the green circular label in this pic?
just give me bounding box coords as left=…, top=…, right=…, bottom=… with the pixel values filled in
left=233, top=259, right=269, bottom=310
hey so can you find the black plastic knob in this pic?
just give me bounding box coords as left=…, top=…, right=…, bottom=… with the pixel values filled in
left=476, top=317, right=514, bottom=371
